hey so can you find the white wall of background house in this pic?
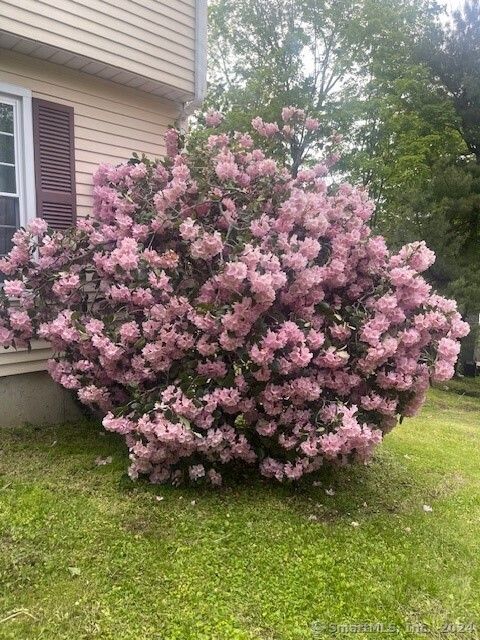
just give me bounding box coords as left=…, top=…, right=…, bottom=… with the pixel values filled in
left=0, top=0, right=207, bottom=426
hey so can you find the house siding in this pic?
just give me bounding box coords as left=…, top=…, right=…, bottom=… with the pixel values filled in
left=0, top=49, right=179, bottom=218
left=0, top=0, right=196, bottom=95
left=0, top=49, right=179, bottom=376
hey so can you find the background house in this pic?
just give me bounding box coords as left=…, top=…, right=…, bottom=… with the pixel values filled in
left=0, top=0, right=207, bottom=425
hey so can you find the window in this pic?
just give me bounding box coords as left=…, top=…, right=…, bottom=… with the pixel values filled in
left=0, top=83, right=36, bottom=259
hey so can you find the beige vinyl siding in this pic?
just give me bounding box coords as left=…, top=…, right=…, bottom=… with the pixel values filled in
left=0, top=50, right=179, bottom=375
left=0, top=49, right=178, bottom=218
left=129, top=0, right=195, bottom=25
left=0, top=342, right=53, bottom=377
left=0, top=0, right=195, bottom=95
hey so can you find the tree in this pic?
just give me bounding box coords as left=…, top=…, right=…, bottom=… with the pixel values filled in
left=342, top=1, right=480, bottom=312
left=417, top=1, right=480, bottom=268
left=207, top=0, right=439, bottom=172
left=343, top=63, right=465, bottom=226
left=420, top=0, right=480, bottom=162
left=208, top=0, right=367, bottom=173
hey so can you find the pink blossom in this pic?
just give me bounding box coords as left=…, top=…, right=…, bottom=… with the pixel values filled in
left=27, top=218, right=48, bottom=236
left=179, top=217, right=199, bottom=241
left=129, top=163, right=148, bottom=181
left=437, top=337, right=461, bottom=361
left=119, top=321, right=141, bottom=344
left=205, top=110, right=224, bottom=127
left=0, top=325, right=13, bottom=346
left=223, top=261, right=248, bottom=288
left=433, top=360, right=455, bottom=381
left=207, top=468, right=222, bottom=486
left=3, top=280, right=25, bottom=298
left=52, top=273, right=80, bottom=300
left=189, top=464, right=206, bottom=481
left=164, top=128, right=179, bottom=158
left=191, top=232, right=223, bottom=260
left=8, top=309, right=32, bottom=334
left=251, top=117, right=279, bottom=138
left=305, top=117, right=320, bottom=131
left=281, top=106, right=305, bottom=122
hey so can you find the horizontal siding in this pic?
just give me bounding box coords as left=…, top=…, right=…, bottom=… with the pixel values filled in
left=132, top=0, right=195, bottom=21
left=75, top=122, right=169, bottom=147
left=0, top=50, right=178, bottom=375
left=0, top=341, right=53, bottom=377
left=10, top=0, right=195, bottom=69
left=0, top=0, right=196, bottom=95
left=63, top=0, right=194, bottom=47
left=75, top=134, right=164, bottom=159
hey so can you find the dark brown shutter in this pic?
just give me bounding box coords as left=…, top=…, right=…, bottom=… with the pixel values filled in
left=32, top=98, right=76, bottom=229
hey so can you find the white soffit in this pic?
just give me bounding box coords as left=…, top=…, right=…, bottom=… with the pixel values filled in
left=0, top=30, right=193, bottom=103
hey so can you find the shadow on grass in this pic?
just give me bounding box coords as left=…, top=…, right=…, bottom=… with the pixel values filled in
left=433, top=375, right=480, bottom=399
left=0, top=418, right=427, bottom=529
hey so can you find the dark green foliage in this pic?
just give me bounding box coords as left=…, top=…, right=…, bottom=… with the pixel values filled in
left=419, top=1, right=480, bottom=162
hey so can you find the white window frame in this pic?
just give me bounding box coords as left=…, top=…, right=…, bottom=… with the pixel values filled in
left=0, top=81, right=36, bottom=234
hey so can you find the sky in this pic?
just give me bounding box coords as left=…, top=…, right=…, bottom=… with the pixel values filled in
left=441, top=0, right=465, bottom=25
left=444, top=0, right=465, bottom=11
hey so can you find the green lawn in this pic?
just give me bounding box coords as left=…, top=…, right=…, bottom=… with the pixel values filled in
left=0, top=382, right=479, bottom=640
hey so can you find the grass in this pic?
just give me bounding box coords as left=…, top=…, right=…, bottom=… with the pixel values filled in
left=0, top=380, right=479, bottom=640
left=434, top=375, right=480, bottom=399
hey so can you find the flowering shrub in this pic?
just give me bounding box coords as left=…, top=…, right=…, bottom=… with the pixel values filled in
left=0, top=108, right=469, bottom=485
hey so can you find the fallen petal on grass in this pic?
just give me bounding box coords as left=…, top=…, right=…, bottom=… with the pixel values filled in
left=94, top=456, right=113, bottom=466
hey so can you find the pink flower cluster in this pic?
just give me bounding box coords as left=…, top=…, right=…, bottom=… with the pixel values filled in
left=0, top=109, right=469, bottom=486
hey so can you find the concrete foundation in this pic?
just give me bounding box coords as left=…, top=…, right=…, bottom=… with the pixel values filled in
left=0, top=371, right=84, bottom=427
